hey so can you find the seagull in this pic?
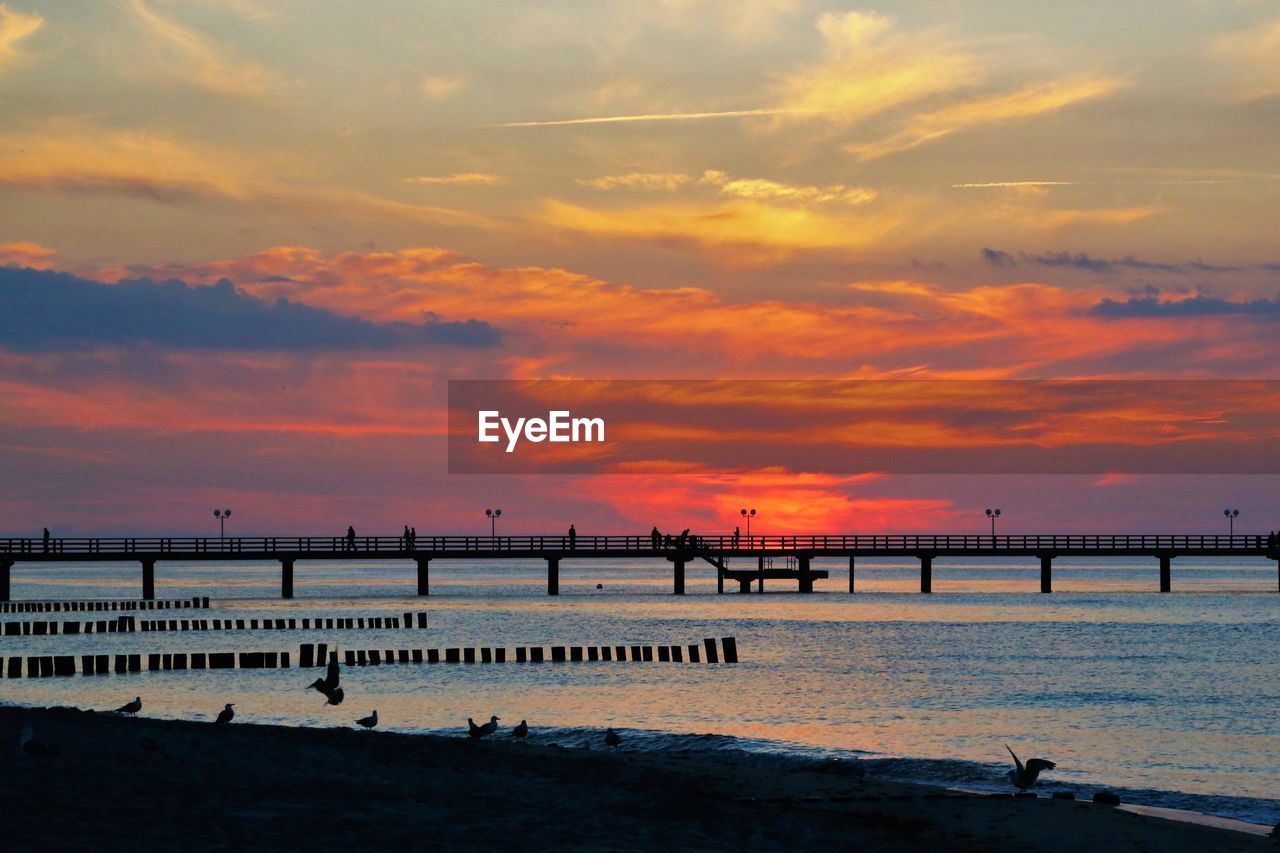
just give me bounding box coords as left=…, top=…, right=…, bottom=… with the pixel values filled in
left=1006, top=744, right=1056, bottom=789
left=115, top=696, right=142, bottom=715
left=308, top=659, right=344, bottom=705
left=512, top=720, right=528, bottom=738
left=468, top=715, right=500, bottom=739
left=19, top=726, right=60, bottom=758
left=356, top=710, right=378, bottom=730
left=214, top=703, right=235, bottom=725
left=604, top=728, right=621, bottom=748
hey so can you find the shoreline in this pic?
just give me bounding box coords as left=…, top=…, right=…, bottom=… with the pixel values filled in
left=4, top=705, right=1273, bottom=851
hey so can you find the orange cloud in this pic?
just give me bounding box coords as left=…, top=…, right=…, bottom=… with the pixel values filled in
left=0, top=4, right=40, bottom=72
left=0, top=241, right=56, bottom=269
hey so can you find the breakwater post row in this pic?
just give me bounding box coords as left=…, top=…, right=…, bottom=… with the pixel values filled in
left=2, top=637, right=739, bottom=677
left=0, top=597, right=209, bottom=613
left=1, top=612, right=430, bottom=636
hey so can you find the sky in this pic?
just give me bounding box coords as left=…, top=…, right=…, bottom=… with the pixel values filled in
left=2, top=0, right=1280, bottom=536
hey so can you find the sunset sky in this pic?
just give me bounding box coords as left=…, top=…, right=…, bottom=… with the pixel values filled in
left=3, top=1, right=1280, bottom=536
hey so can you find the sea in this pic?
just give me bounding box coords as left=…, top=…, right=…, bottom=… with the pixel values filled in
left=2, top=555, right=1276, bottom=830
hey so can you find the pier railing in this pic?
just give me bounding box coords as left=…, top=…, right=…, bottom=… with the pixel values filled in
left=1, top=533, right=1273, bottom=555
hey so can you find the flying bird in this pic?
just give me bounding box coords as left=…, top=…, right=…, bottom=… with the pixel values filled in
left=604, top=728, right=621, bottom=748
left=356, top=710, right=378, bottom=730
left=468, top=715, right=500, bottom=739
left=214, top=703, right=235, bottom=725
left=512, top=720, right=528, bottom=738
left=115, top=696, right=142, bottom=715
left=308, top=658, right=343, bottom=705
left=1006, top=744, right=1056, bottom=789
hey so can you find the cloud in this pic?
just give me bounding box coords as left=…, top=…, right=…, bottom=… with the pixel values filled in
left=0, top=4, right=40, bottom=72
left=537, top=197, right=899, bottom=265
left=496, top=106, right=807, bottom=128
left=955, top=181, right=1079, bottom=189
left=699, top=170, right=875, bottom=206
left=1209, top=19, right=1280, bottom=100
left=0, top=241, right=56, bottom=269
left=404, top=173, right=505, bottom=186
left=578, top=172, right=693, bottom=191
left=980, top=248, right=1015, bottom=267
left=982, top=249, right=1269, bottom=274
left=847, top=75, right=1125, bottom=160
left=420, top=74, right=468, bottom=100
left=1089, top=292, right=1280, bottom=319
left=0, top=266, right=500, bottom=350
left=122, top=0, right=279, bottom=97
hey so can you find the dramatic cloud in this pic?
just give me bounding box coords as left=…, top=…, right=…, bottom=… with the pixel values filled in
left=0, top=241, right=57, bottom=269
left=1090, top=293, right=1280, bottom=319
left=981, top=249, right=1276, bottom=275
left=1210, top=19, right=1280, bottom=100
left=847, top=76, right=1124, bottom=160
left=0, top=4, right=40, bottom=72
left=699, top=171, right=875, bottom=206
left=578, top=173, right=693, bottom=191
left=404, top=173, right=505, bottom=186
left=0, top=266, right=499, bottom=350
left=122, top=0, right=279, bottom=97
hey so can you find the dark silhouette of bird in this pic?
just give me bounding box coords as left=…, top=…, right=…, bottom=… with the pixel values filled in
left=214, top=703, right=235, bottom=725
left=604, top=728, right=621, bottom=748
left=1006, top=744, right=1056, bottom=789
left=468, top=715, right=499, bottom=739
left=512, top=719, right=528, bottom=738
left=355, top=710, right=378, bottom=730
left=115, top=696, right=142, bottom=715
left=308, top=658, right=343, bottom=705
left=19, top=726, right=60, bottom=757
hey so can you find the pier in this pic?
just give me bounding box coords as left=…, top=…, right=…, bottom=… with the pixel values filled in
left=2, top=533, right=1278, bottom=599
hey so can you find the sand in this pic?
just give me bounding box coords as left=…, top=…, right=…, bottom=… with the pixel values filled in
left=2, top=705, right=1273, bottom=852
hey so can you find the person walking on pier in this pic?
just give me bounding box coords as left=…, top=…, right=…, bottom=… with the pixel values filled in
left=346, top=525, right=356, bottom=551
left=732, top=526, right=740, bottom=548
left=402, top=525, right=410, bottom=550
left=409, top=526, right=417, bottom=550
left=42, top=527, right=50, bottom=553
left=651, top=526, right=661, bottom=549
left=568, top=524, right=577, bottom=550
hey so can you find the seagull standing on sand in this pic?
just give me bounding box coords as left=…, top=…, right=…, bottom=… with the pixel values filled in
left=356, top=710, right=378, bottom=730
left=604, top=728, right=621, bottom=748
left=115, top=696, right=142, bottom=715
left=214, top=703, right=235, bottom=725
left=512, top=720, right=529, bottom=738
left=1005, top=744, right=1056, bottom=789
left=468, top=715, right=500, bottom=739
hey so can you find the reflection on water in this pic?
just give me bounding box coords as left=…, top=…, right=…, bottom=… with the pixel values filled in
left=1, top=557, right=1276, bottom=825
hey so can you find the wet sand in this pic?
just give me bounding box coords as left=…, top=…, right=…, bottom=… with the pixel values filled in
left=2, top=705, right=1272, bottom=852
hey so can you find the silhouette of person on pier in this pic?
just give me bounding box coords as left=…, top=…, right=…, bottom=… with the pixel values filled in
left=42, top=527, right=50, bottom=553
left=568, top=524, right=577, bottom=550
left=650, top=526, right=660, bottom=548
left=732, top=526, right=740, bottom=547
left=402, top=525, right=410, bottom=550
left=346, top=526, right=355, bottom=551
left=409, top=526, right=417, bottom=550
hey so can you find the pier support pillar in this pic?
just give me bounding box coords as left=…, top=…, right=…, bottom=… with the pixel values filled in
left=920, top=555, right=933, bottom=594
left=416, top=557, right=430, bottom=596
left=757, top=556, right=765, bottom=593
left=0, top=559, right=11, bottom=601
left=673, top=558, right=685, bottom=594
left=848, top=555, right=856, bottom=594
left=738, top=578, right=752, bottom=593
left=1159, top=555, right=1171, bottom=592
left=716, top=562, right=724, bottom=594
left=141, top=558, right=155, bottom=601
left=1040, top=555, right=1053, bottom=594
left=280, top=558, right=294, bottom=599
left=547, top=557, right=560, bottom=596
left=797, top=555, right=814, bottom=593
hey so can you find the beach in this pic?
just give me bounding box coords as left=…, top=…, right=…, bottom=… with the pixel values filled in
left=3, top=705, right=1272, bottom=852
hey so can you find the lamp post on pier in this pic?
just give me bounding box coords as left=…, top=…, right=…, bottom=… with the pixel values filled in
left=740, top=508, right=756, bottom=546
left=1224, top=508, right=1239, bottom=535
left=985, top=507, right=1001, bottom=536
left=485, top=508, right=502, bottom=538
left=213, top=508, right=231, bottom=545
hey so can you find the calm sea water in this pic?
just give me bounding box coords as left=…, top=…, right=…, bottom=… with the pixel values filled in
left=2, top=557, right=1277, bottom=826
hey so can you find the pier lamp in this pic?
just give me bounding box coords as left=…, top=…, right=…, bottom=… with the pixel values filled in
left=985, top=507, right=1001, bottom=535
left=740, top=508, right=756, bottom=542
left=213, top=508, right=231, bottom=543
left=1224, top=508, right=1239, bottom=535
left=486, top=507, right=502, bottom=537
